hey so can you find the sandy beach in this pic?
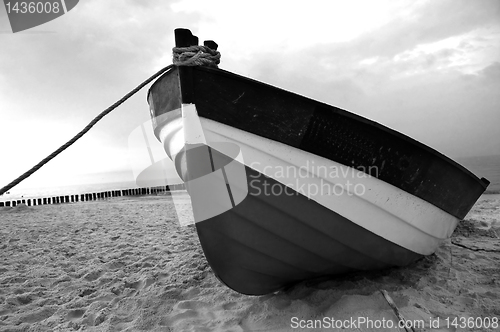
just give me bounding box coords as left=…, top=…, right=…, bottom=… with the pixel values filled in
left=0, top=193, right=499, bottom=332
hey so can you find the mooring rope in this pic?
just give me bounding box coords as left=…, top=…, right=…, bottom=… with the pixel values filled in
left=0, top=45, right=221, bottom=196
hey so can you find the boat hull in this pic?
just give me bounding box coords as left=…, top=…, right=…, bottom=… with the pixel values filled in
left=195, top=165, right=422, bottom=295
left=153, top=105, right=454, bottom=295
left=147, top=65, right=488, bottom=295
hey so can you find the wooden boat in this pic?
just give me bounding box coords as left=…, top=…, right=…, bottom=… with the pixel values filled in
left=146, top=29, right=490, bottom=295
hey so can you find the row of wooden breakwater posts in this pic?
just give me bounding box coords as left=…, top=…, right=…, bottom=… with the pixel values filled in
left=0, top=184, right=186, bottom=208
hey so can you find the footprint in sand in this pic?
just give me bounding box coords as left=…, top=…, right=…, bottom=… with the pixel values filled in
left=83, top=270, right=103, bottom=282
left=176, top=300, right=210, bottom=310
left=221, top=302, right=238, bottom=310
left=66, top=308, right=86, bottom=320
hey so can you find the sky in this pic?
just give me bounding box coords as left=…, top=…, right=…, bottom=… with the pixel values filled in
left=0, top=0, right=499, bottom=193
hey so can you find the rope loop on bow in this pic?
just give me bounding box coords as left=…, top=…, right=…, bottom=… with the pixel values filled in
left=172, top=45, right=221, bottom=67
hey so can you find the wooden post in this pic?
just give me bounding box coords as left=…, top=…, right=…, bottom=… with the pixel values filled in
left=175, top=28, right=199, bottom=47
left=6, top=201, right=11, bottom=207
left=0, top=202, right=4, bottom=207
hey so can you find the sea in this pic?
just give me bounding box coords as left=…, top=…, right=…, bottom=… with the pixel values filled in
left=455, top=154, right=500, bottom=194
left=1, top=154, right=499, bottom=202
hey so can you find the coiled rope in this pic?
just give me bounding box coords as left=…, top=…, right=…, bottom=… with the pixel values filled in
left=0, top=46, right=220, bottom=196
left=173, top=45, right=220, bottom=67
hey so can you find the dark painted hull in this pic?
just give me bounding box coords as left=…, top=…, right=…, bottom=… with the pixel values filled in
left=147, top=65, right=489, bottom=295
left=196, top=166, right=421, bottom=295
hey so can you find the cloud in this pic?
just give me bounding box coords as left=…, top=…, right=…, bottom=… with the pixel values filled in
left=0, top=1, right=201, bottom=140
left=235, top=0, right=500, bottom=158
left=0, top=0, right=202, bottom=188
left=479, top=61, right=500, bottom=81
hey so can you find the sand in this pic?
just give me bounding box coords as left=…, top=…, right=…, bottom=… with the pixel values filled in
left=0, top=193, right=499, bottom=332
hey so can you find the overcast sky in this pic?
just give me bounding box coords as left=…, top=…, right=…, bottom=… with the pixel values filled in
left=1, top=0, right=499, bottom=191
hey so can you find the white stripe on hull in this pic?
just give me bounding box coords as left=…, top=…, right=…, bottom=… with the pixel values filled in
left=157, top=105, right=458, bottom=256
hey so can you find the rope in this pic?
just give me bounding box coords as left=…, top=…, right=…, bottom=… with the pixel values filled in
left=0, top=64, right=174, bottom=196
left=0, top=45, right=221, bottom=196
left=173, top=45, right=220, bottom=67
